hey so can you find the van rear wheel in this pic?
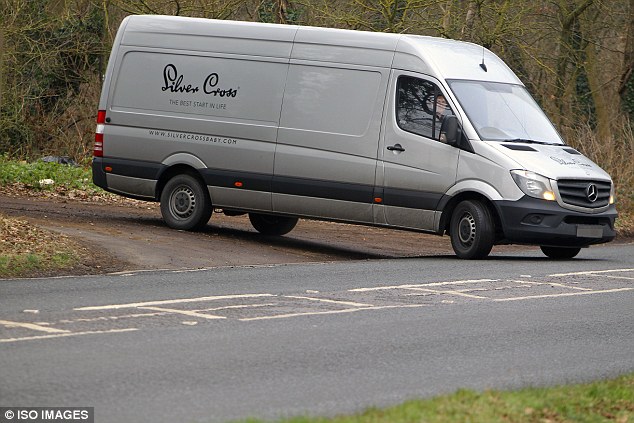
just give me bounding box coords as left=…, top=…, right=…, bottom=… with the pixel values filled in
left=160, top=174, right=212, bottom=231
left=540, top=246, right=581, bottom=259
left=449, top=200, right=494, bottom=259
left=249, top=213, right=298, bottom=236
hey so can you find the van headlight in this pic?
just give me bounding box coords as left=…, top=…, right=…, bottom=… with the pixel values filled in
left=511, top=170, right=556, bottom=201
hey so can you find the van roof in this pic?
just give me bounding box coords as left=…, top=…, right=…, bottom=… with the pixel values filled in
left=121, top=15, right=521, bottom=84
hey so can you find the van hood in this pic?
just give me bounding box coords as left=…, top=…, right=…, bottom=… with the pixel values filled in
left=484, top=141, right=612, bottom=182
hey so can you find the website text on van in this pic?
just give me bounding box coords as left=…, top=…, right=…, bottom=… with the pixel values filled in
left=93, top=15, right=617, bottom=259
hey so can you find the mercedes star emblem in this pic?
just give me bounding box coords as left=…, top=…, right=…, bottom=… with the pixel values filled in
left=585, top=183, right=598, bottom=202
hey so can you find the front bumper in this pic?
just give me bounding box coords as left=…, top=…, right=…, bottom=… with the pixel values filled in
left=494, top=196, right=617, bottom=247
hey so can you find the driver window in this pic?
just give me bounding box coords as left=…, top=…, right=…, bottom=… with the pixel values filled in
left=396, top=76, right=454, bottom=142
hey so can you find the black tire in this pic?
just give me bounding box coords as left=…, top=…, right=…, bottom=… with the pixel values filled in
left=249, top=213, right=298, bottom=236
left=449, top=200, right=495, bottom=259
left=160, top=174, right=212, bottom=231
left=540, top=246, right=581, bottom=259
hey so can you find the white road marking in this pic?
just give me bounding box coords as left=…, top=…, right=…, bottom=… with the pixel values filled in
left=74, top=293, right=276, bottom=311
left=0, top=328, right=138, bottom=343
left=403, top=287, right=489, bottom=299
left=0, top=319, right=69, bottom=334
left=239, top=305, right=426, bottom=322
left=4, top=272, right=631, bottom=338
left=508, top=280, right=594, bottom=291
left=549, top=268, right=634, bottom=277
left=195, top=303, right=277, bottom=312
left=61, top=311, right=168, bottom=323
left=605, top=275, right=634, bottom=280
left=109, top=269, right=172, bottom=276
left=139, top=306, right=226, bottom=320
left=494, top=287, right=634, bottom=302
left=348, top=279, right=497, bottom=292
left=283, top=296, right=373, bottom=307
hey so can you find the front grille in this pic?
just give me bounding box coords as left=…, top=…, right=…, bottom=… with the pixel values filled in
left=557, top=179, right=611, bottom=208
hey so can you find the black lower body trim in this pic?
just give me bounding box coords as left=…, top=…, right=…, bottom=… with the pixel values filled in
left=494, top=196, right=617, bottom=247
left=200, top=168, right=272, bottom=193
left=92, top=158, right=107, bottom=190
left=95, top=158, right=443, bottom=210
left=201, top=169, right=441, bottom=208
left=93, top=157, right=165, bottom=181
left=273, top=175, right=374, bottom=203
left=383, top=187, right=443, bottom=210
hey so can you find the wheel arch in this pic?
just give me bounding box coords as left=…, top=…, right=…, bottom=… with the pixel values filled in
left=438, top=191, right=503, bottom=241
left=156, top=164, right=209, bottom=203
left=155, top=153, right=208, bottom=199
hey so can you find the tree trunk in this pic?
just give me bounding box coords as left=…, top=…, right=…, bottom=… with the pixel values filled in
left=441, top=0, right=452, bottom=36
left=585, top=40, right=612, bottom=140
left=620, top=0, right=634, bottom=117
left=0, top=29, right=3, bottom=114
left=462, top=0, right=477, bottom=42
left=554, top=0, right=594, bottom=126
left=278, top=0, right=290, bottom=23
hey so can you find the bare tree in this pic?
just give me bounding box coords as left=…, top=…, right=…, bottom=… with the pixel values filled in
left=621, top=0, right=634, bottom=118
left=111, top=0, right=245, bottom=19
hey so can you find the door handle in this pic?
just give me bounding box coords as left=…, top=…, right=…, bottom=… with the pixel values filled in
left=387, top=143, right=405, bottom=152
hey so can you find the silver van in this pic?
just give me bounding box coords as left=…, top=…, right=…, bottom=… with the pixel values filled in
left=93, top=15, right=617, bottom=259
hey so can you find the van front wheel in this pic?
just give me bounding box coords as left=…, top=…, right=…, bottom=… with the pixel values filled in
left=449, top=200, right=494, bottom=259
left=249, top=213, right=298, bottom=236
left=160, top=174, right=212, bottom=231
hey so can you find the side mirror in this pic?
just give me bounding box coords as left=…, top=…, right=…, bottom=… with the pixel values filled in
left=440, top=115, right=458, bottom=145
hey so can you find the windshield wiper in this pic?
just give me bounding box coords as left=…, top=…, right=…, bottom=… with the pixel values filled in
left=503, top=138, right=559, bottom=145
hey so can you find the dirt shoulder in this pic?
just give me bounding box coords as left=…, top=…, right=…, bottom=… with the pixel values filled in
left=0, top=194, right=458, bottom=275
left=1, top=194, right=629, bottom=277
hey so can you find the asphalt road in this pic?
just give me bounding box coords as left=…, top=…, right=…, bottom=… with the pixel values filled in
left=1, top=243, right=633, bottom=423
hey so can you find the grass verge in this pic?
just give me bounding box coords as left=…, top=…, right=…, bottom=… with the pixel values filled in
left=0, top=213, right=87, bottom=278
left=0, top=154, right=94, bottom=190
left=238, top=373, right=634, bottom=423
left=0, top=155, right=146, bottom=204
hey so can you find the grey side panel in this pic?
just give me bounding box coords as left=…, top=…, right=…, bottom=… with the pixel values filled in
left=110, top=49, right=287, bottom=127
left=104, top=48, right=290, bottom=211
left=104, top=126, right=274, bottom=176
left=381, top=206, right=436, bottom=231
left=122, top=15, right=297, bottom=58
left=274, top=194, right=374, bottom=223
left=292, top=26, right=399, bottom=67
left=208, top=187, right=271, bottom=212
left=274, top=62, right=390, bottom=222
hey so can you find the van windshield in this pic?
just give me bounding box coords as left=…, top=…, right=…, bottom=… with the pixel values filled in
left=448, top=80, right=563, bottom=144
